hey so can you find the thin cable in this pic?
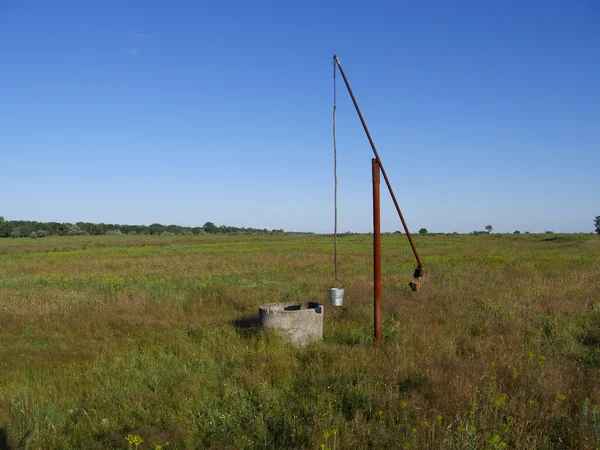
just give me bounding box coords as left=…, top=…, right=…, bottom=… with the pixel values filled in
left=333, top=60, right=338, bottom=283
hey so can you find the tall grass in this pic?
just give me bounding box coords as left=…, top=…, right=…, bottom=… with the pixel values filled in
left=0, top=233, right=599, bottom=448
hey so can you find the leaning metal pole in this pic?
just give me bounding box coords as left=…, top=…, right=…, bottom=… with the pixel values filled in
left=333, top=55, right=423, bottom=280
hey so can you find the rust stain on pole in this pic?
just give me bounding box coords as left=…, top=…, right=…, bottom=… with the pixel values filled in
left=333, top=55, right=423, bottom=274
left=373, top=158, right=382, bottom=344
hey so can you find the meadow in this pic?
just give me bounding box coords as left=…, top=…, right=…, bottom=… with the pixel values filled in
left=0, top=233, right=599, bottom=449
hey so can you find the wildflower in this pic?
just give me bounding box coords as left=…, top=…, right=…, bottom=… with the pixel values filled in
left=470, top=401, right=479, bottom=415
left=126, top=435, right=143, bottom=448
left=494, top=394, right=508, bottom=408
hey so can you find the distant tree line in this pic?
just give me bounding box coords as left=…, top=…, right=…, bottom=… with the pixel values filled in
left=0, top=217, right=284, bottom=238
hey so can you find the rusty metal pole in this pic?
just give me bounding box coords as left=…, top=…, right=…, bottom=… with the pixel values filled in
left=373, top=158, right=382, bottom=344
left=333, top=55, right=423, bottom=279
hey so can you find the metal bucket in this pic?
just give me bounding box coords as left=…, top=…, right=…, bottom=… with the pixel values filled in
left=328, top=287, right=345, bottom=306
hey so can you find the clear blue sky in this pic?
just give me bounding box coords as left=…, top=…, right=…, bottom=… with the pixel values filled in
left=1, top=1, right=598, bottom=233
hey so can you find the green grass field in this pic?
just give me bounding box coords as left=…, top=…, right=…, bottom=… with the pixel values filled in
left=1, top=233, right=599, bottom=449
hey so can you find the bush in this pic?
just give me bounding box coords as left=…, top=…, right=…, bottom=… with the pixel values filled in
left=36, top=230, right=48, bottom=237
left=418, top=228, right=428, bottom=235
left=161, top=231, right=175, bottom=236
left=105, top=229, right=123, bottom=236
left=29, top=231, right=38, bottom=239
left=514, top=230, right=521, bottom=234
left=68, top=225, right=88, bottom=236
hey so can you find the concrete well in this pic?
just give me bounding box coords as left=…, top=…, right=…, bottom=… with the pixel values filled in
left=259, top=302, right=324, bottom=346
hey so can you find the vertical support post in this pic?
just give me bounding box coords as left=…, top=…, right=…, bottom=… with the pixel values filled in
left=372, top=158, right=382, bottom=344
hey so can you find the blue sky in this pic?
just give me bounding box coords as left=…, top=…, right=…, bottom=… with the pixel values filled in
left=1, top=1, right=598, bottom=233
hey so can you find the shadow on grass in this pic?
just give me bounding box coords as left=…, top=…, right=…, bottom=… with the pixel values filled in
left=541, top=236, right=563, bottom=242
left=231, top=315, right=262, bottom=338
left=0, top=428, right=11, bottom=450
left=324, top=330, right=370, bottom=346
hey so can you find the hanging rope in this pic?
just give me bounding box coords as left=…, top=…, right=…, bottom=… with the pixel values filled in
left=333, top=59, right=338, bottom=282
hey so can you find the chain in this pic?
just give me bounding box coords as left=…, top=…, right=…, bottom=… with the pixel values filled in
left=333, top=58, right=338, bottom=283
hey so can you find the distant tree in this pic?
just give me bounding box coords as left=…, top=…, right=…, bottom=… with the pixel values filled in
left=68, top=225, right=88, bottom=236
left=0, top=220, right=10, bottom=237
left=595, top=216, right=600, bottom=235
left=525, top=231, right=530, bottom=234
left=514, top=230, right=521, bottom=234
left=203, top=222, right=217, bottom=234
left=0, top=218, right=284, bottom=239
left=29, top=231, right=38, bottom=239
left=545, top=230, right=554, bottom=234
left=149, top=223, right=165, bottom=235
left=166, top=224, right=182, bottom=234
left=54, top=223, right=69, bottom=235
left=19, top=222, right=34, bottom=236
left=485, top=225, right=493, bottom=234
left=105, top=229, right=122, bottom=236
left=76, top=222, right=92, bottom=234
left=418, top=228, right=428, bottom=235
left=84, top=223, right=103, bottom=235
